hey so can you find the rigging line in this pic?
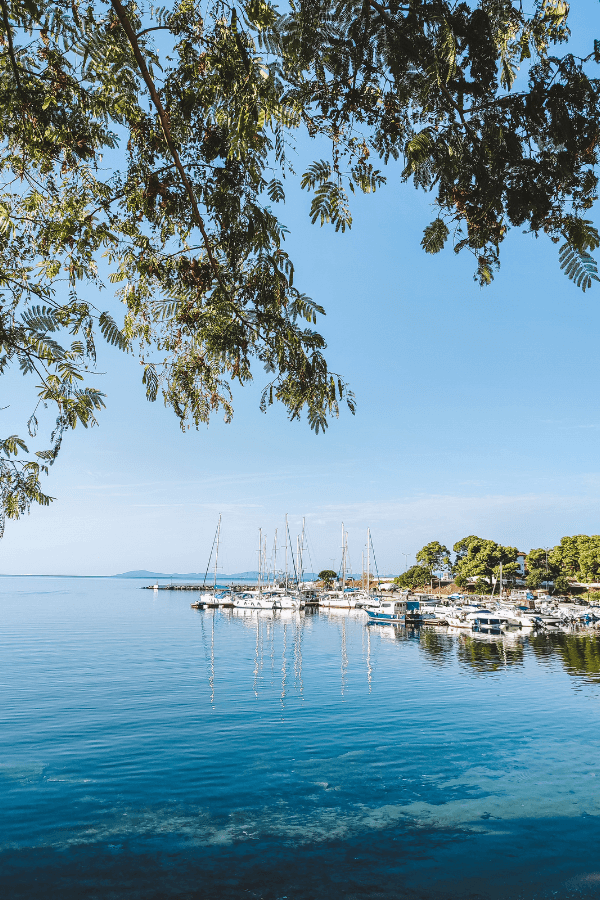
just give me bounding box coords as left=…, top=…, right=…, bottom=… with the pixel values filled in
left=369, top=532, right=381, bottom=582
left=286, top=517, right=298, bottom=584
left=304, top=525, right=316, bottom=578
left=202, top=519, right=219, bottom=587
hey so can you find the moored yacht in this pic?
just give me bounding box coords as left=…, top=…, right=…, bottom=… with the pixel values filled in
left=320, top=590, right=359, bottom=609
left=232, top=591, right=276, bottom=610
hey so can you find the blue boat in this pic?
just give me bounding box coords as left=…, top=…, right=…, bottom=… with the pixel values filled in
left=366, top=600, right=407, bottom=623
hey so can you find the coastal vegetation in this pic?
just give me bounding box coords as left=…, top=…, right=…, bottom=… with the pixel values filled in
left=1, top=0, right=600, bottom=530
left=317, top=569, right=338, bottom=588
left=395, top=533, right=600, bottom=595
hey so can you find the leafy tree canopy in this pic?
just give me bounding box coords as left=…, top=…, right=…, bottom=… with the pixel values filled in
left=2, top=0, right=600, bottom=532
left=453, top=534, right=519, bottom=585
left=547, top=534, right=600, bottom=583
left=525, top=546, right=558, bottom=589
left=318, top=568, right=338, bottom=582
left=416, top=540, right=450, bottom=574
left=394, top=564, right=431, bottom=589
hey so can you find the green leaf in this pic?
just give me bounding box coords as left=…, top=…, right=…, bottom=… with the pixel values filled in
left=559, top=243, right=600, bottom=292
left=421, top=219, right=449, bottom=254
left=142, top=363, right=159, bottom=402
left=98, top=312, right=129, bottom=351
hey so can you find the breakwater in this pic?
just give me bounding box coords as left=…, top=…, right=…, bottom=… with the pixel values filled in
left=144, top=583, right=278, bottom=592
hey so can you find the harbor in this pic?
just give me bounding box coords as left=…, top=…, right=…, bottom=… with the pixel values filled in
left=145, top=520, right=600, bottom=634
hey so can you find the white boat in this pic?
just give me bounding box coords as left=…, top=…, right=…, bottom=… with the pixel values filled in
left=466, top=610, right=503, bottom=633
left=320, top=590, right=359, bottom=609
left=556, top=604, right=598, bottom=623
left=445, top=610, right=473, bottom=628
left=232, top=591, right=275, bottom=610
left=366, top=599, right=407, bottom=623
left=272, top=593, right=300, bottom=610
left=494, top=606, right=524, bottom=627
left=536, top=612, right=565, bottom=628
left=501, top=606, right=542, bottom=628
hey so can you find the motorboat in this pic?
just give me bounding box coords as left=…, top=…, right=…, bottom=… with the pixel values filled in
left=494, top=606, right=525, bottom=627
left=446, top=603, right=491, bottom=628
left=445, top=610, right=473, bottom=628
left=536, top=612, right=565, bottom=628
left=556, top=603, right=598, bottom=624
left=502, top=605, right=542, bottom=628
left=366, top=599, right=407, bottom=623
left=466, top=610, right=503, bottom=633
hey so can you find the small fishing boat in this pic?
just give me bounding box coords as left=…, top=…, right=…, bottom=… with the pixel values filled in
left=366, top=599, right=407, bottom=623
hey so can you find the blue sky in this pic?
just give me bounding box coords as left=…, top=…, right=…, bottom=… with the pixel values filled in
left=3, top=4, right=600, bottom=576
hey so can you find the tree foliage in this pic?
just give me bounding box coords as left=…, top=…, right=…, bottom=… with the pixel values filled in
left=542, top=534, right=600, bottom=585
left=276, top=0, right=600, bottom=287
left=2, top=0, right=600, bottom=530
left=453, top=535, right=519, bottom=588
left=0, top=0, right=357, bottom=530
left=394, top=564, right=431, bottom=589
left=318, top=568, right=337, bottom=584
left=525, top=546, right=558, bottom=589
left=416, top=540, right=450, bottom=577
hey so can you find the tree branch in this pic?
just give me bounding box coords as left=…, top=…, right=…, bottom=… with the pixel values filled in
left=136, top=25, right=171, bottom=38
left=0, top=0, right=21, bottom=89
left=364, top=0, right=478, bottom=142
left=109, top=0, right=228, bottom=297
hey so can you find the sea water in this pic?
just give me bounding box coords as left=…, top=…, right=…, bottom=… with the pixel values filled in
left=1, top=576, right=600, bottom=899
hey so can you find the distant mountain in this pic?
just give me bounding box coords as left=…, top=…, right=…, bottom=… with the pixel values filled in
left=113, top=570, right=204, bottom=579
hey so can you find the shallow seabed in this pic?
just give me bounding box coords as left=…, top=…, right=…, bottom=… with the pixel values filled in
left=2, top=577, right=600, bottom=899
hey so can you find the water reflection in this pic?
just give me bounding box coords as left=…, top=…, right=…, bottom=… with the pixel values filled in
left=195, top=608, right=600, bottom=694
left=418, top=628, right=453, bottom=665
left=530, top=631, right=600, bottom=682
left=456, top=632, right=525, bottom=673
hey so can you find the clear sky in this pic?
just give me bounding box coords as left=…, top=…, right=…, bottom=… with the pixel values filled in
left=3, top=4, right=600, bottom=576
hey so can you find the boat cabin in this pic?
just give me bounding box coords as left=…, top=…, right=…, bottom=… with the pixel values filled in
left=382, top=600, right=407, bottom=613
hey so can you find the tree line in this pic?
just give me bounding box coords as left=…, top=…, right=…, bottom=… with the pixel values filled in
left=394, top=535, right=600, bottom=595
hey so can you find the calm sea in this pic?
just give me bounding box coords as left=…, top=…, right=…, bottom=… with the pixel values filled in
left=2, top=576, right=600, bottom=899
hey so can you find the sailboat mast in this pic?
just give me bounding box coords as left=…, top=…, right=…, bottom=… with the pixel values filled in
left=285, top=514, right=288, bottom=590
left=499, top=561, right=503, bottom=599
left=366, top=528, right=370, bottom=594
left=300, top=517, right=305, bottom=584
left=258, top=527, right=262, bottom=592
left=341, top=522, right=346, bottom=592
left=273, top=530, right=277, bottom=586
left=213, top=513, right=221, bottom=589
left=264, top=535, right=268, bottom=585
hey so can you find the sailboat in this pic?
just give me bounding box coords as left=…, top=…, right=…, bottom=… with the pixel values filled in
left=191, top=515, right=230, bottom=608
left=320, top=524, right=362, bottom=608
left=232, top=529, right=300, bottom=610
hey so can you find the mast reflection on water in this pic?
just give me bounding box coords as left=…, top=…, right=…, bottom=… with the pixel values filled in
left=194, top=606, right=600, bottom=698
